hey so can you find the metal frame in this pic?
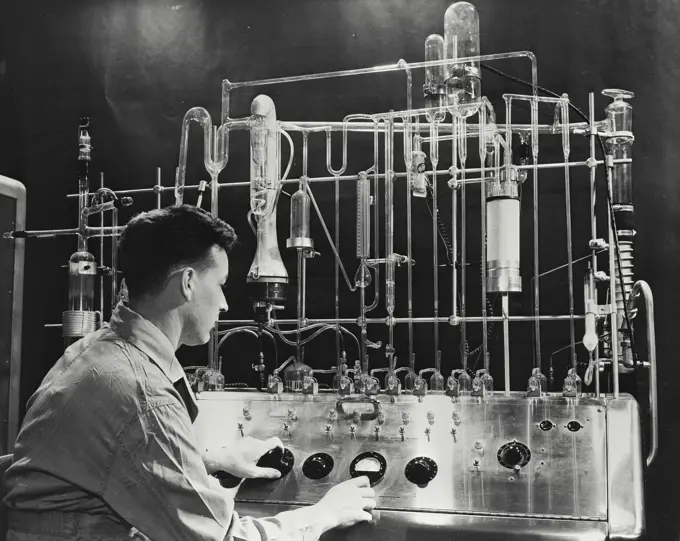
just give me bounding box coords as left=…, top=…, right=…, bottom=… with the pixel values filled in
left=0, top=175, right=25, bottom=455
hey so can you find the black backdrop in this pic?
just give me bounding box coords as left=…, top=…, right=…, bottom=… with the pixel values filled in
left=1, top=0, right=678, bottom=538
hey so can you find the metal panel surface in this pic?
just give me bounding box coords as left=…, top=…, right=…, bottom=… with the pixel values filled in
left=607, top=396, right=645, bottom=540
left=194, top=391, right=609, bottom=520
left=234, top=503, right=608, bottom=541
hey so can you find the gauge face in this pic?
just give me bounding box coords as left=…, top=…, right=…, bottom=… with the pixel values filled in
left=355, top=457, right=381, bottom=472
left=350, top=451, right=387, bottom=486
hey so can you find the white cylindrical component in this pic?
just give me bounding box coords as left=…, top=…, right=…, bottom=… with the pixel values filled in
left=486, top=199, right=521, bottom=293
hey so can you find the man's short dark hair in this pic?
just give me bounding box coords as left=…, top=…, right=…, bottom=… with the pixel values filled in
left=118, top=205, right=237, bottom=299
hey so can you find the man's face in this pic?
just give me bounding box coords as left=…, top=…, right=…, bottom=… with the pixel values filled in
left=182, top=245, right=229, bottom=346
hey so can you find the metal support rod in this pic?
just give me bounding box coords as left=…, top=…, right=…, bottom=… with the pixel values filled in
left=503, top=294, right=510, bottom=395
left=226, top=51, right=538, bottom=93
left=606, top=158, right=620, bottom=398
left=459, top=118, right=468, bottom=371
left=156, top=167, right=162, bottom=209
left=99, top=173, right=105, bottom=319
left=281, top=120, right=603, bottom=135
left=626, top=280, right=658, bottom=466
left=561, top=100, right=577, bottom=370
left=430, top=121, right=441, bottom=371
left=588, top=93, right=601, bottom=396
left=479, top=107, right=489, bottom=372
left=111, top=208, right=118, bottom=313
left=47, top=313, right=588, bottom=329
left=385, top=118, right=396, bottom=367
left=216, top=314, right=587, bottom=326
left=335, top=173, right=341, bottom=367
left=407, top=134, right=415, bottom=372
left=531, top=98, right=542, bottom=369
left=297, top=249, right=303, bottom=363
left=451, top=120, right=458, bottom=327
left=63, top=158, right=633, bottom=200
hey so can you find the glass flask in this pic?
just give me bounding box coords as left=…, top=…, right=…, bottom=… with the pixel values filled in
left=290, top=183, right=311, bottom=241
left=424, top=34, right=447, bottom=123
left=444, top=2, right=481, bottom=118
left=284, top=360, right=312, bottom=393
left=68, top=251, right=97, bottom=311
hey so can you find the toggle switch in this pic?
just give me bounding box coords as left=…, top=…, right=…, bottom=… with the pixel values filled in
left=474, top=441, right=484, bottom=457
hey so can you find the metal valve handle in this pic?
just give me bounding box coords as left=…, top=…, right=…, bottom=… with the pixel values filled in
left=336, top=396, right=381, bottom=421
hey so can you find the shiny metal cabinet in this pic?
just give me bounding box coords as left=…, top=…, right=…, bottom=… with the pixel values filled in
left=194, top=391, right=645, bottom=541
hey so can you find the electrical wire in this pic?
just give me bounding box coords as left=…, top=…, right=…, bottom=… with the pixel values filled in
left=481, top=62, right=640, bottom=377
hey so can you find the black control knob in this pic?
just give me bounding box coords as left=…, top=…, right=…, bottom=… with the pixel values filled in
left=256, top=447, right=295, bottom=478
left=404, top=456, right=438, bottom=486
left=303, top=453, right=334, bottom=480
left=497, top=441, right=531, bottom=469
left=567, top=421, right=583, bottom=432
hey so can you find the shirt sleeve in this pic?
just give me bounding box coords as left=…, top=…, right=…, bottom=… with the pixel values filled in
left=104, top=401, right=332, bottom=541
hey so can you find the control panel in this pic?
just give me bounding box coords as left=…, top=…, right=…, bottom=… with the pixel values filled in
left=193, top=391, right=612, bottom=520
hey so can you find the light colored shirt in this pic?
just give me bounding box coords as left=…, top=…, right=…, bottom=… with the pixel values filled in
left=3, top=303, right=329, bottom=541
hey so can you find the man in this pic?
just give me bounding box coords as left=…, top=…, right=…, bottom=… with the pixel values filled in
left=3, top=205, right=376, bottom=540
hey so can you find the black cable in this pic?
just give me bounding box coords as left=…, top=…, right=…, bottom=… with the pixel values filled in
left=422, top=178, right=497, bottom=368
left=481, top=63, right=640, bottom=376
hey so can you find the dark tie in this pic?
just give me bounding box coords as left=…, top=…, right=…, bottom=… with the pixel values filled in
left=173, top=379, right=199, bottom=423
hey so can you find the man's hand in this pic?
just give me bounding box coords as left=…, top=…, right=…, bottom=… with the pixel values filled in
left=204, top=436, right=284, bottom=479
left=313, top=476, right=376, bottom=532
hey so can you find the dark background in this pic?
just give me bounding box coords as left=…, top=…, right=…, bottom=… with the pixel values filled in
left=1, top=0, right=677, bottom=538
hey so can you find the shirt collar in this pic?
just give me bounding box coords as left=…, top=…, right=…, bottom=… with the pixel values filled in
left=109, top=302, right=186, bottom=385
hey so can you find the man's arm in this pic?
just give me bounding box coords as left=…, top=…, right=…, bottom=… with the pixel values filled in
left=104, top=401, right=334, bottom=541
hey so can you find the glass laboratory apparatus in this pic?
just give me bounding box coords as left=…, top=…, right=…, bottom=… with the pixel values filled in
left=284, top=358, right=313, bottom=393
left=68, top=250, right=97, bottom=312
left=444, top=2, right=482, bottom=118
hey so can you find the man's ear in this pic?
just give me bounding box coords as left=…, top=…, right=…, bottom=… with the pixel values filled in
left=180, top=267, right=196, bottom=301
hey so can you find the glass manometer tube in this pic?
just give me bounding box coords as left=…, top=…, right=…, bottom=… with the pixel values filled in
left=444, top=2, right=481, bottom=118
left=583, top=266, right=598, bottom=353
